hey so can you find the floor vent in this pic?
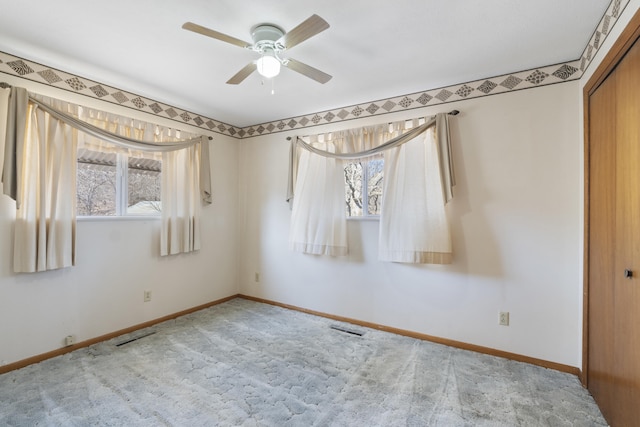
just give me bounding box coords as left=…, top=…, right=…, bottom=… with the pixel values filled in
left=330, top=325, right=364, bottom=336
left=115, top=331, right=156, bottom=347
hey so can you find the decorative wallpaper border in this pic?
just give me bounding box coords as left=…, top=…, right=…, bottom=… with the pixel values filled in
left=0, top=51, right=243, bottom=138
left=579, top=0, right=630, bottom=73
left=0, top=0, right=626, bottom=139
left=238, top=61, right=582, bottom=138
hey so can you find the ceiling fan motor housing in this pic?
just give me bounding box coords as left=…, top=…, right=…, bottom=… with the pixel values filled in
left=251, top=24, right=285, bottom=44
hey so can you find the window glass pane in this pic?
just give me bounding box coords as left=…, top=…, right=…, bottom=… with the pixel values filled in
left=76, top=149, right=117, bottom=216
left=367, top=158, right=384, bottom=215
left=344, top=161, right=363, bottom=217
left=127, top=156, right=161, bottom=215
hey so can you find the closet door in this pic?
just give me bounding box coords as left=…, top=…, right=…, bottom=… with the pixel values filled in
left=611, top=36, right=640, bottom=427
left=587, top=59, right=617, bottom=424
left=588, top=36, right=640, bottom=427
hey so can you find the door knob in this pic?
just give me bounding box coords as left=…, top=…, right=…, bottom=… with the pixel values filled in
left=624, top=269, right=633, bottom=278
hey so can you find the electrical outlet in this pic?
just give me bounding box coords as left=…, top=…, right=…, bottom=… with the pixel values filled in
left=255, top=272, right=260, bottom=282
left=499, top=311, right=510, bottom=326
left=144, top=290, right=152, bottom=302
left=65, top=335, right=76, bottom=346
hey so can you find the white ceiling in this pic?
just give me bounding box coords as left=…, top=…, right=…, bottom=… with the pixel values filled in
left=0, top=0, right=611, bottom=128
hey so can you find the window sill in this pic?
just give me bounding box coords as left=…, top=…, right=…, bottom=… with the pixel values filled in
left=347, top=216, right=380, bottom=221
left=77, top=215, right=161, bottom=222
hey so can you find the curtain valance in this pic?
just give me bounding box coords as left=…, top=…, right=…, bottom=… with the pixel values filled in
left=287, top=113, right=455, bottom=204
left=2, top=87, right=212, bottom=206
left=30, top=95, right=205, bottom=152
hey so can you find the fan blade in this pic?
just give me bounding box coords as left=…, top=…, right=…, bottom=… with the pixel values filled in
left=284, top=58, right=332, bottom=84
left=182, top=22, right=252, bottom=49
left=226, top=62, right=257, bottom=84
left=278, top=14, right=329, bottom=49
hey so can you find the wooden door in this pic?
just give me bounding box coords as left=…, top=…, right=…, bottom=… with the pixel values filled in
left=587, top=36, right=640, bottom=427
left=611, top=36, right=640, bottom=426
left=587, top=66, right=617, bottom=423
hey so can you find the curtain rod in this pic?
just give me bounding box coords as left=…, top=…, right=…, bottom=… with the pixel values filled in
left=1, top=82, right=213, bottom=140
left=285, top=110, right=459, bottom=141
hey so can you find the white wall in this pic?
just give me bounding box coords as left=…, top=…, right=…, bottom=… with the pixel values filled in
left=0, top=77, right=239, bottom=366
left=238, top=82, right=583, bottom=367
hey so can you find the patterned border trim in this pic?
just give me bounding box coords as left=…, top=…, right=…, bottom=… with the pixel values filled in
left=238, top=61, right=582, bottom=138
left=579, top=0, right=630, bottom=73
left=0, top=1, right=623, bottom=139
left=0, top=51, right=242, bottom=138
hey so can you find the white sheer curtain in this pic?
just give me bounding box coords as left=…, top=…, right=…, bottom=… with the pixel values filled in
left=288, top=113, right=455, bottom=264
left=288, top=123, right=409, bottom=256
left=379, top=126, right=452, bottom=263
left=161, top=143, right=202, bottom=255
left=289, top=148, right=347, bottom=256
left=14, top=95, right=78, bottom=272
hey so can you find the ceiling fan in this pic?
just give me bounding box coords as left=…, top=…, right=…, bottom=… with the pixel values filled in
left=182, top=14, right=332, bottom=85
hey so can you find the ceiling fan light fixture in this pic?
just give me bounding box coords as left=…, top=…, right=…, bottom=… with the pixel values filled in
left=257, top=53, right=281, bottom=79
left=183, top=15, right=332, bottom=85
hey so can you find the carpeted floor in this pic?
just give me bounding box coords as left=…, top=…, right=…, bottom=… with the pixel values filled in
left=0, top=298, right=606, bottom=426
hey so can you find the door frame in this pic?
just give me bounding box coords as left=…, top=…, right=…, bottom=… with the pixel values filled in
left=583, top=7, right=640, bottom=387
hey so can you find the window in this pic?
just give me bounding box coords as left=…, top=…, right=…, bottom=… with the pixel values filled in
left=344, top=157, right=384, bottom=218
left=76, top=147, right=162, bottom=216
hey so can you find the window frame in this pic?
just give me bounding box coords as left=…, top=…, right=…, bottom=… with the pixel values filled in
left=115, top=153, right=127, bottom=216
left=345, top=157, right=384, bottom=220
left=76, top=149, right=162, bottom=218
